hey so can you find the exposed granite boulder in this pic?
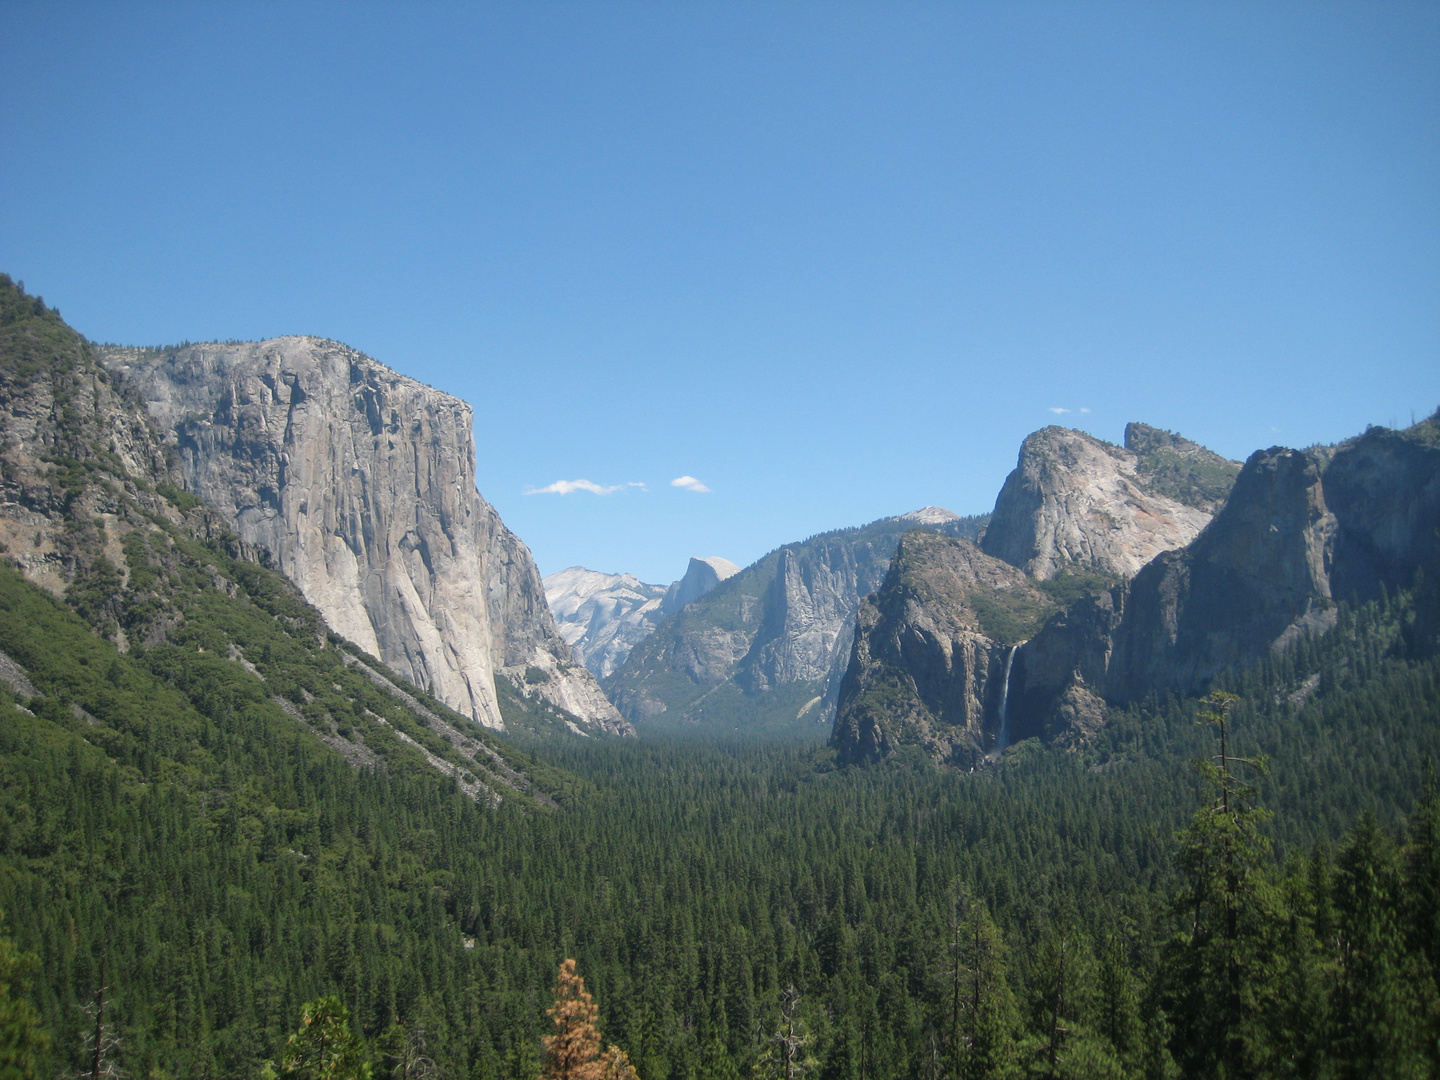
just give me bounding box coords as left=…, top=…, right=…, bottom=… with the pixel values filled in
left=981, top=425, right=1219, bottom=581
left=99, top=337, right=628, bottom=735
left=831, top=532, right=1056, bottom=767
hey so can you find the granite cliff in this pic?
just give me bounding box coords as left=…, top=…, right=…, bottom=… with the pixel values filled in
left=980, top=424, right=1234, bottom=580
left=0, top=274, right=555, bottom=799
left=604, top=508, right=987, bottom=730
left=831, top=531, right=1054, bottom=767
left=99, top=337, right=628, bottom=735
left=837, top=414, right=1439, bottom=765
left=662, top=556, right=741, bottom=615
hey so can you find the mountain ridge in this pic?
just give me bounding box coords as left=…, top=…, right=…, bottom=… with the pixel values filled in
left=603, top=508, right=989, bottom=731
left=832, top=412, right=1440, bottom=765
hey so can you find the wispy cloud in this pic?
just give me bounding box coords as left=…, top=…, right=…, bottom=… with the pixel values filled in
left=526, top=479, right=624, bottom=496
left=671, top=475, right=711, bottom=493
left=1079, top=407, right=1091, bottom=414
left=1048, top=407, right=1070, bottom=414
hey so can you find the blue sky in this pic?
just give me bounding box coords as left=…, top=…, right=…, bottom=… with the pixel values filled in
left=2, top=2, right=1436, bottom=584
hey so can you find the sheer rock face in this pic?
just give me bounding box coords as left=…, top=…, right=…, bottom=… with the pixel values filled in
left=1102, top=446, right=1336, bottom=703
left=0, top=322, right=177, bottom=601
left=100, top=337, right=627, bottom=735
left=543, top=567, right=668, bottom=680
left=1323, top=422, right=1440, bottom=604
left=831, top=532, right=1050, bottom=767
left=832, top=416, right=1438, bottom=764
left=661, top=557, right=741, bottom=615
left=1006, top=446, right=1338, bottom=728
left=1008, top=419, right=1440, bottom=729
left=981, top=426, right=1215, bottom=581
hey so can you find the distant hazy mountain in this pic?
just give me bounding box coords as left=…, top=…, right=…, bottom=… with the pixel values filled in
left=603, top=508, right=988, bottom=731
left=662, top=556, right=742, bottom=615
left=544, top=567, right=669, bottom=679
left=545, top=556, right=741, bottom=679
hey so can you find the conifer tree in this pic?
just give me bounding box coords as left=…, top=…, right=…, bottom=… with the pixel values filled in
left=949, top=900, right=1018, bottom=1080
left=1331, top=812, right=1428, bottom=1079
left=1402, top=763, right=1440, bottom=1075
left=755, top=985, right=817, bottom=1080
left=264, top=996, right=371, bottom=1080
left=541, top=959, right=638, bottom=1080
left=1162, top=692, right=1283, bottom=1080
left=0, top=914, right=48, bottom=1080
left=1022, top=922, right=1125, bottom=1080
left=1094, top=931, right=1141, bottom=1073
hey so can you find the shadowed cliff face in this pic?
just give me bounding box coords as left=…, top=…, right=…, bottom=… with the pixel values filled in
left=1006, top=418, right=1440, bottom=737
left=1324, top=421, right=1440, bottom=606
left=99, top=337, right=627, bottom=735
left=1105, top=446, right=1336, bottom=702
left=831, top=415, right=1439, bottom=764
left=981, top=426, right=1221, bottom=581
left=831, top=532, right=1056, bottom=767
left=1006, top=446, right=1338, bottom=732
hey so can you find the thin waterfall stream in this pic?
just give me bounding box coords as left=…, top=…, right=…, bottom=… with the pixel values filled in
left=996, top=645, right=1017, bottom=752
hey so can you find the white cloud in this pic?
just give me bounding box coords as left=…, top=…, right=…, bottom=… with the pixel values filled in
left=526, top=479, right=624, bottom=496
left=1048, top=407, right=1070, bottom=414
left=1079, top=407, right=1091, bottom=414
left=671, top=475, right=711, bottom=493
left=627, top=481, right=648, bottom=491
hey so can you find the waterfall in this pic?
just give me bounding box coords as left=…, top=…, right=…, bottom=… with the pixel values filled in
left=996, top=645, right=1017, bottom=751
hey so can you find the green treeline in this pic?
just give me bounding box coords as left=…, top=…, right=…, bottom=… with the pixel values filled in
left=1, top=548, right=1437, bottom=1077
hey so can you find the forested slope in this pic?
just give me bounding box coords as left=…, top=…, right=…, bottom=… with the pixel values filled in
left=3, top=585, right=1437, bottom=1077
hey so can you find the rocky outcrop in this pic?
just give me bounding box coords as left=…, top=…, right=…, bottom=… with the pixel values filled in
left=1105, top=446, right=1336, bottom=701
left=1003, top=445, right=1337, bottom=733
left=831, top=532, right=1055, bottom=767
left=832, top=416, right=1440, bottom=763
left=0, top=276, right=557, bottom=799
left=605, top=509, right=988, bottom=729
left=1124, top=422, right=1242, bottom=513
left=661, top=556, right=741, bottom=615
left=981, top=426, right=1220, bottom=581
left=1323, top=418, right=1440, bottom=604
left=99, top=337, right=628, bottom=735
left=543, top=567, right=668, bottom=679
left=1004, top=416, right=1440, bottom=737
